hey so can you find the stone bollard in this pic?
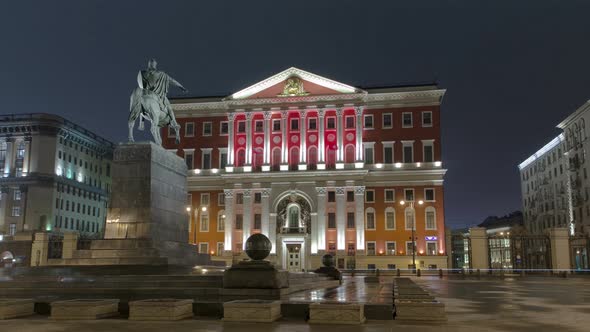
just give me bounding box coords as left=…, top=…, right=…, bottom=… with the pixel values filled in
left=396, top=269, right=401, bottom=277
left=416, top=269, right=421, bottom=277
left=438, top=269, right=443, bottom=278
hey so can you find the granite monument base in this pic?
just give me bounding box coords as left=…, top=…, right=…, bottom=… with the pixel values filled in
left=128, top=299, right=193, bottom=321
left=308, top=303, right=366, bottom=325
left=50, top=299, right=119, bottom=320
left=223, top=261, right=289, bottom=289
left=0, top=299, right=35, bottom=319
left=222, top=300, right=281, bottom=322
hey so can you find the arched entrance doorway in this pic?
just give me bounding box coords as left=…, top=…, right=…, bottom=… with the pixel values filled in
left=274, top=192, right=313, bottom=272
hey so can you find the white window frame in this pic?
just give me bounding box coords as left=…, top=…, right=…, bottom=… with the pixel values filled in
left=363, top=142, right=375, bottom=165
left=365, top=189, right=375, bottom=203
left=364, top=114, right=374, bottom=129
left=384, top=189, right=395, bottom=203
left=385, top=207, right=396, bottom=230
left=382, top=113, right=393, bottom=129
left=425, top=206, right=437, bottom=230
left=326, top=116, right=336, bottom=130
left=201, top=148, right=212, bottom=170
left=402, top=112, right=413, bottom=128
left=11, top=206, right=20, bottom=217
left=200, top=212, right=209, bottom=232
left=200, top=193, right=210, bottom=206
left=402, top=140, right=414, bottom=163
left=202, top=122, right=212, bottom=136
left=404, top=188, right=415, bottom=202
left=290, top=118, right=299, bottom=131
left=216, top=242, right=224, bottom=256
left=404, top=207, right=415, bottom=230
left=422, top=139, right=435, bottom=163
left=365, top=207, right=376, bottom=230
left=422, top=111, right=433, bottom=127
left=168, top=126, right=176, bottom=138
left=218, top=147, right=228, bottom=169
left=308, top=117, right=317, bottom=131
left=183, top=149, right=195, bottom=170
left=366, top=241, right=376, bottom=256
left=199, top=242, right=209, bottom=254
left=405, top=241, right=416, bottom=255
left=217, top=210, right=225, bottom=232
left=220, top=121, right=229, bottom=136
left=13, top=190, right=21, bottom=201
left=218, top=193, right=225, bottom=206
left=272, top=119, right=281, bottom=132
left=237, top=120, right=246, bottom=133
left=185, top=122, right=195, bottom=137
left=345, top=115, right=355, bottom=129
left=382, top=141, right=395, bottom=164
left=385, top=241, right=397, bottom=255
left=424, top=188, right=435, bottom=202
left=426, top=241, right=438, bottom=255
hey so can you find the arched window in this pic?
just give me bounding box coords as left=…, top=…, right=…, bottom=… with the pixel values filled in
left=326, top=148, right=336, bottom=169
left=425, top=207, right=436, bottom=230
left=345, top=144, right=355, bottom=164
left=236, top=149, right=246, bottom=167
left=404, top=207, right=415, bottom=230
left=217, top=210, right=225, bottom=232
left=253, top=148, right=263, bottom=171
left=290, top=147, right=299, bottom=170
left=286, top=204, right=301, bottom=229
left=384, top=207, right=396, bottom=230
left=308, top=146, right=318, bottom=170
left=272, top=148, right=281, bottom=171
left=365, top=207, right=376, bottom=230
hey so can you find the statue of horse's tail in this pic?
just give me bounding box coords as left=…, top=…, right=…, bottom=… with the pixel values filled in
left=129, top=87, right=144, bottom=131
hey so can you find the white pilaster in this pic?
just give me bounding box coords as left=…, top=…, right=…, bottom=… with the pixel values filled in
left=317, top=109, right=325, bottom=169
left=263, top=111, right=271, bottom=168
left=281, top=110, right=288, bottom=168
left=336, top=108, right=344, bottom=166
left=223, top=189, right=234, bottom=254
left=245, top=112, right=253, bottom=166
left=316, top=187, right=327, bottom=251
left=3, top=139, right=13, bottom=177
left=226, top=113, right=235, bottom=171
left=354, top=186, right=365, bottom=250
left=261, top=188, right=271, bottom=237
left=242, top=189, right=252, bottom=242
left=269, top=213, right=277, bottom=254
left=311, top=212, right=318, bottom=254
left=355, top=107, right=364, bottom=163
left=299, top=110, right=307, bottom=170
left=22, top=138, right=31, bottom=175
left=336, top=187, right=346, bottom=250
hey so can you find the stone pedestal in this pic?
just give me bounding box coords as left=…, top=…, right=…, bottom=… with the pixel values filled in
left=128, top=299, right=193, bottom=321
left=222, top=300, right=281, bottom=322
left=394, top=300, right=447, bottom=322
left=308, top=303, right=366, bottom=324
left=314, top=266, right=342, bottom=280
left=548, top=228, right=571, bottom=271
left=0, top=299, right=35, bottom=319
left=469, top=227, right=489, bottom=270
left=223, top=261, right=288, bottom=289
left=50, top=299, right=119, bottom=320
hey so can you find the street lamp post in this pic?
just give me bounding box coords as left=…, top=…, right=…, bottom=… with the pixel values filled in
left=400, top=199, right=424, bottom=273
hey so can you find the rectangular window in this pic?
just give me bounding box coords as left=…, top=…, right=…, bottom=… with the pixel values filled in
left=202, top=150, right=211, bottom=169
left=220, top=121, right=229, bottom=135
left=426, top=210, right=436, bottom=230
left=217, top=214, right=225, bottom=231
left=385, top=189, right=395, bottom=202
left=185, top=122, right=195, bottom=137
left=427, top=242, right=437, bottom=255
left=366, top=242, right=376, bottom=256
left=423, top=144, right=434, bottom=163
left=184, top=151, right=194, bottom=170
left=200, top=193, right=210, bottom=206
left=422, top=111, right=433, bottom=127
left=328, top=213, right=336, bottom=229
left=235, top=214, right=243, bottom=230
left=347, top=212, right=355, bottom=228
left=327, top=117, right=336, bottom=129
left=406, top=241, right=415, bottom=255
left=237, top=121, right=246, bottom=133
left=364, top=144, right=374, bottom=164
left=272, top=119, right=281, bottom=132
left=404, top=189, right=414, bottom=201
left=255, top=120, right=263, bottom=133
left=11, top=206, right=20, bottom=217
left=13, top=190, right=21, bottom=201
left=200, top=214, right=209, bottom=232
left=168, top=126, right=176, bottom=138
left=217, top=242, right=224, bottom=255
left=218, top=193, right=225, bottom=206
left=387, top=264, right=396, bottom=269
left=291, top=118, right=299, bottom=130
left=402, top=112, right=413, bottom=128
left=403, top=145, right=413, bottom=163
left=383, top=113, right=392, bottom=128
left=425, top=188, right=435, bottom=201
left=328, top=191, right=336, bottom=202
left=364, top=115, right=374, bottom=129
left=366, top=211, right=375, bottom=229
left=386, top=241, right=396, bottom=255
left=9, top=223, right=16, bottom=236
left=202, top=122, right=212, bottom=136
left=220, top=150, right=228, bottom=169
left=236, top=193, right=244, bottom=205
left=386, top=211, right=396, bottom=230
left=199, top=243, right=209, bottom=254
left=365, top=190, right=375, bottom=203
left=346, top=191, right=354, bottom=202
left=254, top=192, right=262, bottom=204
left=254, top=214, right=261, bottom=230
left=328, top=242, right=336, bottom=253
left=384, top=145, right=393, bottom=164
left=308, top=118, right=317, bottom=130
left=345, top=116, right=354, bottom=129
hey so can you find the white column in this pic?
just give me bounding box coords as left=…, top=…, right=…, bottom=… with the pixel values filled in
left=336, top=108, right=344, bottom=167
left=316, top=187, right=326, bottom=251
left=245, top=112, right=253, bottom=168
left=263, top=111, right=271, bottom=170
left=355, top=107, right=364, bottom=164
left=280, top=110, right=288, bottom=170
left=299, top=110, right=307, bottom=170
left=261, top=188, right=271, bottom=237
left=242, top=189, right=252, bottom=242
left=311, top=212, right=318, bottom=254
left=3, top=139, right=13, bottom=177
left=354, top=186, right=365, bottom=251
left=269, top=213, right=277, bottom=254
left=226, top=113, right=235, bottom=172
left=223, top=189, right=234, bottom=255
left=22, top=138, right=32, bottom=175
left=336, top=187, right=346, bottom=250
left=317, top=109, right=325, bottom=169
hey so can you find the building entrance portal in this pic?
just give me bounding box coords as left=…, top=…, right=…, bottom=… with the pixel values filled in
left=287, top=244, right=301, bottom=272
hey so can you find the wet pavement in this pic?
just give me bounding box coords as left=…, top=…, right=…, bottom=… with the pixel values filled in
left=287, top=276, right=393, bottom=304
left=1, top=276, right=589, bottom=331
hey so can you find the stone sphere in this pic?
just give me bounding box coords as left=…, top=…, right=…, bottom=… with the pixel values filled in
left=321, top=254, right=335, bottom=267
left=245, top=233, right=272, bottom=261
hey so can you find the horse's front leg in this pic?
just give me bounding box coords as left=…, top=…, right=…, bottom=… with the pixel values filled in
left=128, top=119, right=135, bottom=142
left=151, top=124, right=162, bottom=146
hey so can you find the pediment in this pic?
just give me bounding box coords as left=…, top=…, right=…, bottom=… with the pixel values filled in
left=227, top=67, right=363, bottom=100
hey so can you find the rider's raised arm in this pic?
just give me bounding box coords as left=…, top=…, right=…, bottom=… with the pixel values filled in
left=168, top=75, right=187, bottom=92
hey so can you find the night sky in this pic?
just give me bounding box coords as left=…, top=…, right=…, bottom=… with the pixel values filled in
left=2, top=1, right=590, bottom=229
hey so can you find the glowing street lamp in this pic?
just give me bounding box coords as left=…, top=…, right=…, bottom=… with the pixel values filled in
left=400, top=199, right=423, bottom=272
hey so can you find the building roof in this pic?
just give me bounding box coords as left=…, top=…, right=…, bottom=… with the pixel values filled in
left=478, top=211, right=524, bottom=230
left=518, top=133, right=564, bottom=170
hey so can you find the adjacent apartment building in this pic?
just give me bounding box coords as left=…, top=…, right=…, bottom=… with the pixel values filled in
left=0, top=114, right=114, bottom=238
left=164, top=67, right=448, bottom=271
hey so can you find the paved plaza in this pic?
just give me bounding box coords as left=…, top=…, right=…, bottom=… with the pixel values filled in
left=1, top=276, right=589, bottom=331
